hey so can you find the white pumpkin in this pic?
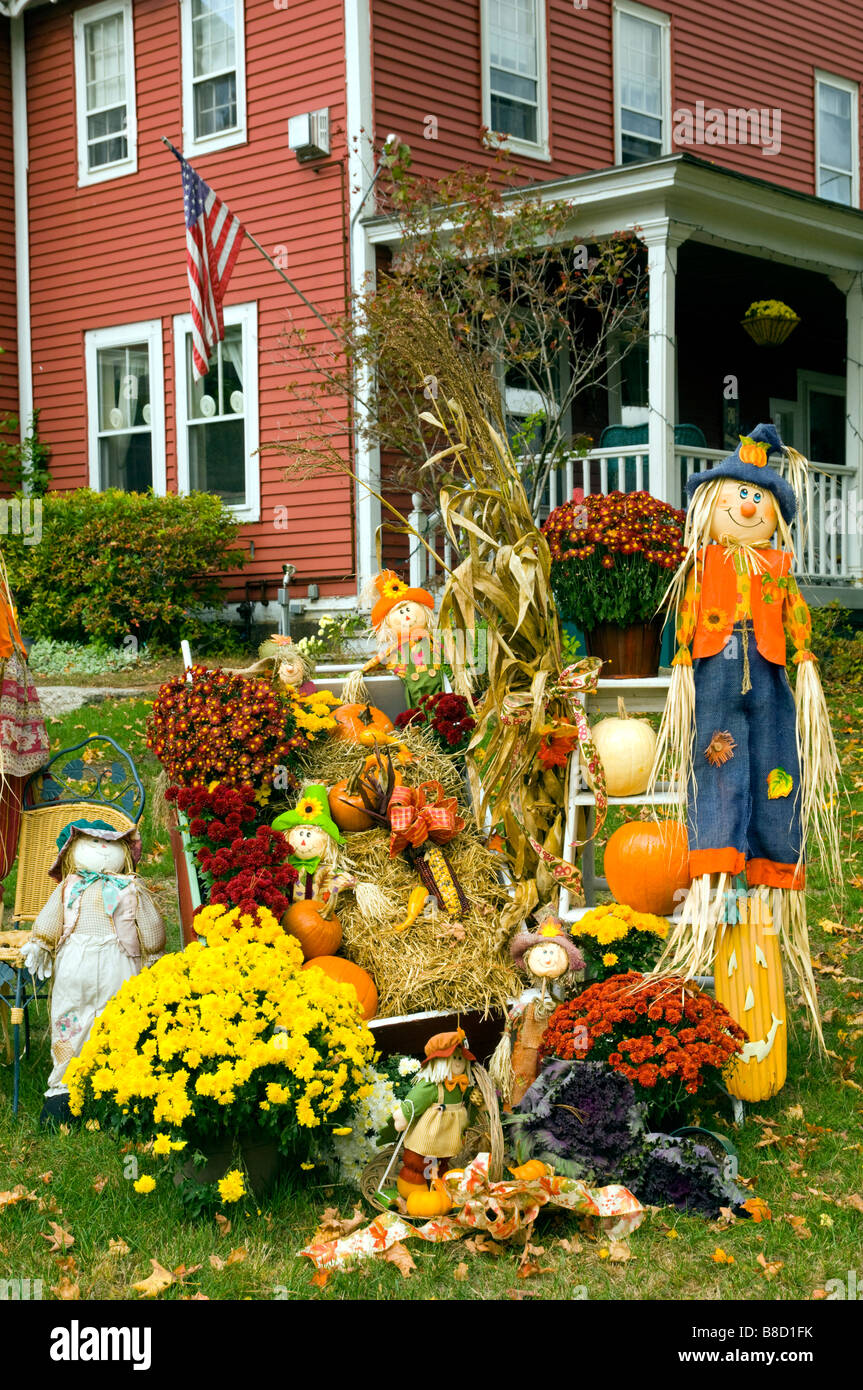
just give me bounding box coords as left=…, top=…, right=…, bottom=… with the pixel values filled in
left=591, top=697, right=657, bottom=796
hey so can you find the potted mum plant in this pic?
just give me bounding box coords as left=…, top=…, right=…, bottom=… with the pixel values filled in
left=541, top=491, right=685, bottom=677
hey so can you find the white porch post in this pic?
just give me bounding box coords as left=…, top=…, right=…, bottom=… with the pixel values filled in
left=843, top=272, right=863, bottom=580
left=345, top=0, right=381, bottom=600
left=642, top=220, right=687, bottom=504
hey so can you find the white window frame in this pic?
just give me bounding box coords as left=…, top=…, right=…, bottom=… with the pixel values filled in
left=180, top=0, right=247, bottom=158
left=173, top=301, right=260, bottom=523
left=73, top=0, right=138, bottom=187
left=480, top=0, right=550, bottom=162
left=815, top=70, right=860, bottom=207
left=613, top=0, right=672, bottom=167
left=85, top=319, right=166, bottom=495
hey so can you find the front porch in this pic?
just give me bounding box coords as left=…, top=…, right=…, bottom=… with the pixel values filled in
left=365, top=154, right=863, bottom=598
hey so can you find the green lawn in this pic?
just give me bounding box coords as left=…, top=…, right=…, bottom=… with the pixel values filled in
left=1, top=692, right=861, bottom=1302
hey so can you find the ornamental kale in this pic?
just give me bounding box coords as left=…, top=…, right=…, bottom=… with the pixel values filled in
left=507, top=1059, right=645, bottom=1181
left=621, top=1133, right=746, bottom=1218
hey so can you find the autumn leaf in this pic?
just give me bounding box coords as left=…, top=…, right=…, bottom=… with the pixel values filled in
left=785, top=1103, right=805, bottom=1121
left=464, top=1235, right=505, bottom=1257
left=453, top=1262, right=469, bottom=1281
left=608, top=1238, right=633, bottom=1262
left=92, top=1176, right=109, bottom=1195
left=757, top=1253, right=783, bottom=1280
left=108, top=1238, right=130, bottom=1257
left=132, top=1260, right=175, bottom=1298
left=741, top=1197, right=772, bottom=1223
left=226, top=1248, right=247, bottom=1266
left=41, top=1222, right=74, bottom=1253
left=844, top=1193, right=863, bottom=1214
left=712, top=1248, right=735, bottom=1265
left=384, top=1242, right=416, bottom=1279
left=819, top=919, right=845, bottom=935
left=518, top=1260, right=553, bottom=1279
left=40, top=1172, right=53, bottom=1185
left=767, top=767, right=793, bottom=800
left=556, top=1238, right=583, bottom=1254
left=0, top=1186, right=37, bottom=1210
left=310, top=1269, right=331, bottom=1289
left=314, top=1205, right=365, bottom=1243
left=214, top=1213, right=231, bottom=1239
left=51, top=1276, right=81, bottom=1300
left=785, top=1215, right=812, bottom=1240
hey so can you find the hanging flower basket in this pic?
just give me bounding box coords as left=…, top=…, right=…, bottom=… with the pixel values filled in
left=741, top=300, right=800, bottom=347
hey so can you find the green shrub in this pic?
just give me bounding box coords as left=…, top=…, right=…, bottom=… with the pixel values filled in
left=4, top=489, right=245, bottom=647
left=27, top=637, right=154, bottom=676
left=809, top=601, right=863, bottom=690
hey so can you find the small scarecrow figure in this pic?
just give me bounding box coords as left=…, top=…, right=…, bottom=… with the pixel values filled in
left=363, top=570, right=444, bottom=701
left=226, top=634, right=316, bottom=695
left=650, top=423, right=842, bottom=1101
left=272, top=785, right=354, bottom=902
left=490, top=910, right=584, bottom=1109
left=19, top=819, right=165, bottom=1121
left=0, top=545, right=48, bottom=903
left=379, top=1027, right=482, bottom=1197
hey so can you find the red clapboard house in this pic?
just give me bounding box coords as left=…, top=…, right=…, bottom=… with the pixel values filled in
left=2, top=0, right=863, bottom=621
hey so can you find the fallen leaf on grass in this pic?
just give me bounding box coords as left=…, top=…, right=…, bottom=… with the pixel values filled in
left=92, top=1176, right=109, bottom=1195
left=785, top=1103, right=805, bottom=1121
left=41, top=1222, right=74, bottom=1253
left=785, top=1215, right=812, bottom=1240
left=556, top=1237, right=583, bottom=1254
left=757, top=1253, right=783, bottom=1280
left=506, top=1287, right=542, bottom=1300
left=453, top=1262, right=469, bottom=1281
left=712, top=1248, right=735, bottom=1265
left=209, top=1255, right=224, bottom=1271
left=518, top=1261, right=553, bottom=1279
left=108, top=1238, right=130, bottom=1257
left=314, top=1205, right=365, bottom=1243
left=464, top=1235, right=505, bottom=1257
left=812, top=1288, right=829, bottom=1300
left=132, top=1259, right=201, bottom=1298
left=843, top=1193, right=863, bottom=1214
left=214, top=1213, right=231, bottom=1239
left=51, top=1276, right=80, bottom=1300
left=0, top=1186, right=37, bottom=1210
left=741, top=1197, right=772, bottom=1222
left=712, top=1207, right=738, bottom=1231
left=608, top=1238, right=633, bottom=1263
left=310, top=1269, right=331, bottom=1289
left=40, top=1172, right=53, bottom=1185
left=226, top=1248, right=247, bottom=1266
left=384, top=1242, right=416, bottom=1279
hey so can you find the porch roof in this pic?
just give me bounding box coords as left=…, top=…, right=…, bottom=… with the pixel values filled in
left=363, top=152, right=863, bottom=278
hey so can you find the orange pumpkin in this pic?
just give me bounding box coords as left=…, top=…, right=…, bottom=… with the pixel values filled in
left=333, top=701, right=394, bottom=744
left=282, top=900, right=342, bottom=960
left=603, top=819, right=690, bottom=916
left=302, top=956, right=378, bottom=1019
left=328, top=781, right=375, bottom=833
left=738, top=441, right=767, bottom=467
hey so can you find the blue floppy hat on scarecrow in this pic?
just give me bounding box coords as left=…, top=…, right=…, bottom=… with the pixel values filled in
left=685, top=422, right=797, bottom=524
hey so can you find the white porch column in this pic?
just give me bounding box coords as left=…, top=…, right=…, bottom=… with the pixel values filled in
left=11, top=14, right=34, bottom=455
left=345, top=0, right=381, bottom=600
left=642, top=220, right=688, bottom=504
left=843, top=272, right=863, bottom=580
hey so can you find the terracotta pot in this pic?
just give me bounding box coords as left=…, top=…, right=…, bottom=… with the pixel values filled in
left=585, top=619, right=663, bottom=678
left=177, top=1133, right=281, bottom=1198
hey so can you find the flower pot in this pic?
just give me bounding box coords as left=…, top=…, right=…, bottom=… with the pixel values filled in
left=177, top=1133, right=281, bottom=1199
left=741, top=315, right=799, bottom=347
left=584, top=619, right=663, bottom=678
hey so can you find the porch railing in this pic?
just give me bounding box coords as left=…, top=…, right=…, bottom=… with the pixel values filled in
left=408, top=446, right=856, bottom=586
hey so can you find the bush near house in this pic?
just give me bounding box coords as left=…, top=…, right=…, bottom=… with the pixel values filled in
left=3, top=489, right=246, bottom=648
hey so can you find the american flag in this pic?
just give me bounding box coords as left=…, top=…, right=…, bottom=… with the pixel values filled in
left=168, top=143, right=243, bottom=379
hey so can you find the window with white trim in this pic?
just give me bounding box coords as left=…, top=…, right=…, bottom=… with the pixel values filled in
left=73, top=0, right=137, bottom=185
left=181, top=0, right=247, bottom=157
left=815, top=72, right=859, bottom=206
left=614, top=1, right=670, bottom=165
left=482, top=0, right=549, bottom=159
left=173, top=302, right=259, bottom=520
left=85, top=321, right=165, bottom=493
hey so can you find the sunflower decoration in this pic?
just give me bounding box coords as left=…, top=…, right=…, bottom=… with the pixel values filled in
left=297, top=792, right=326, bottom=822
left=380, top=575, right=410, bottom=603
left=702, top=608, right=728, bottom=632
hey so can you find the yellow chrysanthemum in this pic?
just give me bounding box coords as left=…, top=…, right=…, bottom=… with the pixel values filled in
left=133, top=1175, right=156, bottom=1194
left=217, top=1170, right=246, bottom=1204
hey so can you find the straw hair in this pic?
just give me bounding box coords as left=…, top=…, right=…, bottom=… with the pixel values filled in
left=794, top=657, right=843, bottom=889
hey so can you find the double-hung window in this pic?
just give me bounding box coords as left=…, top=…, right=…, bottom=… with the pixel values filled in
left=614, top=1, right=670, bottom=165
left=85, top=321, right=165, bottom=493
left=173, top=302, right=259, bottom=521
left=181, top=0, right=247, bottom=157
left=482, top=0, right=549, bottom=159
left=815, top=72, right=859, bottom=206
left=74, top=0, right=137, bottom=185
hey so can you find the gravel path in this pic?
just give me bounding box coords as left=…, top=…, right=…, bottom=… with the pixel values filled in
left=35, top=685, right=150, bottom=720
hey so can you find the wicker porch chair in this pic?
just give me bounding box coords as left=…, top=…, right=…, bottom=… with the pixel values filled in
left=0, top=736, right=144, bottom=1114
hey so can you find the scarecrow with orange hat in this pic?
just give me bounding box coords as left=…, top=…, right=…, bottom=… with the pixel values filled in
left=378, top=1027, right=482, bottom=1197
left=364, top=570, right=444, bottom=701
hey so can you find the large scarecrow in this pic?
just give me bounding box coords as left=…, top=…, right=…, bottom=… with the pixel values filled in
left=650, top=423, right=842, bottom=1101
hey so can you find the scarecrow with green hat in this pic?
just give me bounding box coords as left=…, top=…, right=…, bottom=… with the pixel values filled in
left=20, top=818, right=165, bottom=1123
left=649, top=423, right=841, bottom=1102
left=272, top=785, right=355, bottom=903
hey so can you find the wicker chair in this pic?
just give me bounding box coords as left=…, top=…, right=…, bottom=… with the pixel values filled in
left=0, top=736, right=144, bottom=1113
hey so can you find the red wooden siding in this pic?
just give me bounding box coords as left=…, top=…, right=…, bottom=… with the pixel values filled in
left=0, top=21, right=19, bottom=458
left=371, top=0, right=863, bottom=201
left=24, top=0, right=354, bottom=600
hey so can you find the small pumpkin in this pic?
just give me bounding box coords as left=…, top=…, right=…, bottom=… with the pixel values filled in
left=592, top=697, right=657, bottom=797
left=604, top=818, right=690, bottom=916
left=406, top=1177, right=453, bottom=1218
left=301, top=955, right=378, bottom=1019
left=333, top=701, right=394, bottom=744
left=738, top=438, right=767, bottom=467
left=507, top=1160, right=550, bottom=1182
left=328, top=780, right=375, bottom=833
left=282, top=900, right=342, bottom=960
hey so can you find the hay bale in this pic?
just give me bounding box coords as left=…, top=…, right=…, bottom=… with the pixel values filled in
left=300, top=731, right=520, bottom=1017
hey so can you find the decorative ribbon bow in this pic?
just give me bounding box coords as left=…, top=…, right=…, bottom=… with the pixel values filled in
left=388, top=781, right=465, bottom=857
left=67, top=870, right=131, bottom=918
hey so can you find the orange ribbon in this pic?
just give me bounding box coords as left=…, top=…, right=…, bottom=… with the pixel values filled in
left=388, top=781, right=465, bottom=856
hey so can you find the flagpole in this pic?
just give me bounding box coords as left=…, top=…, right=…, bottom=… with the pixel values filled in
left=159, top=136, right=340, bottom=342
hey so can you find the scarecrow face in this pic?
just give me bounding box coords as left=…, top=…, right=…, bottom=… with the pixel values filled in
left=71, top=836, right=127, bottom=876
left=276, top=654, right=305, bottom=688
left=387, top=600, right=430, bottom=636
left=288, top=824, right=328, bottom=860
left=525, top=940, right=569, bottom=980
left=710, top=480, right=778, bottom=545
left=449, top=1046, right=467, bottom=1076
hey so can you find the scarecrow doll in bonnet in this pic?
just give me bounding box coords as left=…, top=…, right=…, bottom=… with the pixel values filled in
left=226, top=634, right=316, bottom=695
left=363, top=570, right=444, bottom=701
left=20, top=819, right=165, bottom=1122
left=649, top=423, right=842, bottom=1102
left=490, top=910, right=584, bottom=1109
left=378, top=1027, right=482, bottom=1199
